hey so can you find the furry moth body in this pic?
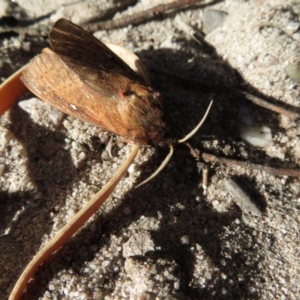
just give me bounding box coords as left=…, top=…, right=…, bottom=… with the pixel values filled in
left=21, top=19, right=174, bottom=146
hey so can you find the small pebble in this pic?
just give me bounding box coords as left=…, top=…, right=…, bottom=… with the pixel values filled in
left=101, top=150, right=109, bottom=160
left=286, top=21, right=300, bottom=34
left=128, top=164, right=137, bottom=174
left=292, top=32, right=300, bottom=41
left=78, top=152, right=86, bottom=161
left=240, top=126, right=272, bottom=148
left=202, top=8, right=228, bottom=34
left=180, top=235, right=189, bottom=245
left=122, top=231, right=155, bottom=257
left=292, top=4, right=300, bottom=14
left=284, top=62, right=300, bottom=82
left=174, top=281, right=180, bottom=290
left=204, top=271, right=212, bottom=280
left=101, top=260, right=110, bottom=267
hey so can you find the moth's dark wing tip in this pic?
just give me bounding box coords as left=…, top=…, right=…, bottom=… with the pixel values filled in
left=50, top=18, right=84, bottom=40
left=51, top=18, right=74, bottom=32
left=52, top=18, right=66, bottom=27
left=48, top=18, right=146, bottom=96
left=49, top=18, right=101, bottom=52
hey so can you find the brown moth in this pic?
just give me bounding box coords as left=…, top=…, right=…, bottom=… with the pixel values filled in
left=8, top=18, right=213, bottom=300
left=21, top=18, right=175, bottom=147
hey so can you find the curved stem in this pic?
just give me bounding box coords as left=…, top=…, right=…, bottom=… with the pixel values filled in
left=0, top=65, right=28, bottom=116
left=9, top=144, right=140, bottom=300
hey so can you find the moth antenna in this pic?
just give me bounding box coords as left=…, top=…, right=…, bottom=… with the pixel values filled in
left=178, top=100, right=213, bottom=144
left=106, top=136, right=114, bottom=158
left=135, top=145, right=174, bottom=188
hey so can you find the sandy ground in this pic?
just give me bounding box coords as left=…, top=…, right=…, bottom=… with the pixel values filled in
left=0, top=0, right=300, bottom=299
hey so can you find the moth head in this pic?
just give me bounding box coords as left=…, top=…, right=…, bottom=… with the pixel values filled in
left=135, top=100, right=213, bottom=188
left=119, top=84, right=175, bottom=146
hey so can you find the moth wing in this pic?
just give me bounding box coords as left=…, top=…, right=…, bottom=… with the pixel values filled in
left=49, top=18, right=146, bottom=98
left=21, top=48, right=127, bottom=136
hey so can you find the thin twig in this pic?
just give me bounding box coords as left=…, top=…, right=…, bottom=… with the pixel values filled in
left=201, top=152, right=300, bottom=177
left=182, top=145, right=300, bottom=177
left=151, top=67, right=299, bottom=120
left=85, top=0, right=217, bottom=31
left=0, top=0, right=218, bottom=36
